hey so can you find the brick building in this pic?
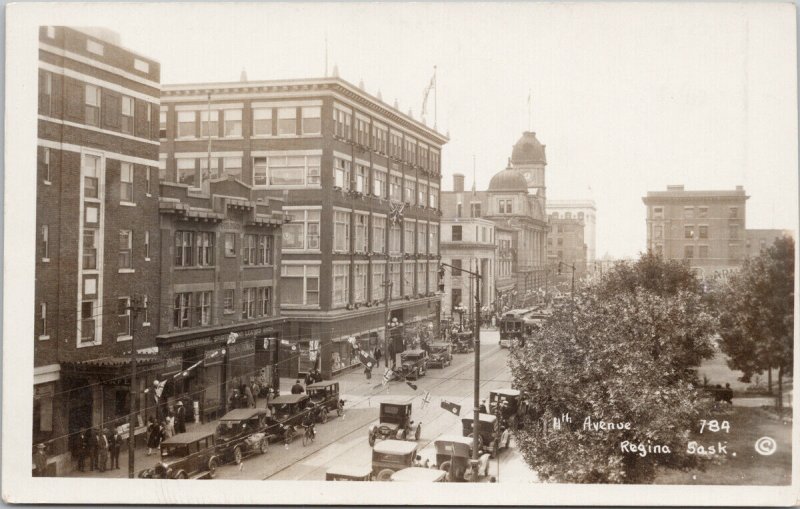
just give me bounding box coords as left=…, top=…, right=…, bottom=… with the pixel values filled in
left=643, top=185, right=749, bottom=279
left=547, top=199, right=596, bottom=262
left=160, top=76, right=446, bottom=377
left=745, top=229, right=794, bottom=258
left=35, top=26, right=161, bottom=474
left=546, top=213, right=587, bottom=278
left=156, top=179, right=286, bottom=422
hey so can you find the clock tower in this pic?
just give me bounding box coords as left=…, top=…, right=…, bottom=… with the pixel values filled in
left=510, top=130, right=547, bottom=204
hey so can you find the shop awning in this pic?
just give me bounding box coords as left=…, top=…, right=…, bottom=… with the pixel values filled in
left=61, top=355, right=161, bottom=378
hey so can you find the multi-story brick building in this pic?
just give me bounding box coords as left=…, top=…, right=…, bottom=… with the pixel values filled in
left=546, top=213, right=587, bottom=277
left=745, top=229, right=794, bottom=258
left=643, top=185, right=749, bottom=278
left=160, top=76, right=446, bottom=377
left=156, top=179, right=286, bottom=422
left=547, top=199, right=596, bottom=262
left=35, top=26, right=161, bottom=474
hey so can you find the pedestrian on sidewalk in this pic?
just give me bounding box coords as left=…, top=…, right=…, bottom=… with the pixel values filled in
left=110, top=428, right=122, bottom=469
left=97, top=428, right=109, bottom=472
left=374, top=347, right=382, bottom=365
left=146, top=418, right=160, bottom=455
left=87, top=427, right=98, bottom=471
left=33, top=444, right=48, bottom=477
left=164, top=409, right=175, bottom=439
left=76, top=429, right=88, bottom=472
left=364, top=364, right=372, bottom=380
left=175, top=402, right=186, bottom=434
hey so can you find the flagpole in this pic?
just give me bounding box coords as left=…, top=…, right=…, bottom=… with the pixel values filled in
left=433, top=65, right=438, bottom=130
left=527, top=89, right=531, bottom=132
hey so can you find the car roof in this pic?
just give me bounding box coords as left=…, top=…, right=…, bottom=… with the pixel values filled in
left=491, top=388, right=520, bottom=397
left=435, top=434, right=475, bottom=447
left=462, top=413, right=497, bottom=423
left=391, top=467, right=447, bottom=482
left=326, top=464, right=373, bottom=477
left=401, top=349, right=426, bottom=355
left=219, top=408, right=266, bottom=421
left=380, top=400, right=411, bottom=408
left=307, top=381, right=338, bottom=390
left=268, top=394, right=309, bottom=405
left=373, top=440, right=418, bottom=455
left=161, top=431, right=214, bottom=444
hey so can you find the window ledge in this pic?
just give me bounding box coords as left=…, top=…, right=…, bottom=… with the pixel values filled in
left=77, top=341, right=101, bottom=348
left=38, top=335, right=50, bottom=341
left=144, top=257, right=151, bottom=262
left=145, top=193, right=152, bottom=198
left=118, top=268, right=135, bottom=274
left=283, top=249, right=321, bottom=254
left=43, top=180, right=52, bottom=186
left=120, top=201, right=137, bottom=207
left=142, top=322, right=151, bottom=327
left=41, top=258, right=50, bottom=263
left=117, top=335, right=132, bottom=342
left=224, top=310, right=235, bottom=315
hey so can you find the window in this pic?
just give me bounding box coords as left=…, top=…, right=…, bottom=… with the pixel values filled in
left=653, top=207, right=663, bottom=219
left=281, top=265, right=320, bottom=306
left=390, top=262, right=401, bottom=298
left=258, top=287, right=273, bottom=316
left=698, top=207, right=708, bottom=219
left=390, top=175, right=402, bottom=200
left=729, top=224, right=739, bottom=240
left=372, top=216, right=386, bottom=253
left=117, top=297, right=130, bottom=337
left=121, top=96, right=134, bottom=134
left=417, top=223, right=427, bottom=254
left=277, top=107, right=296, bottom=135
left=334, top=108, right=352, bottom=139
left=471, top=203, right=481, bottom=217
left=372, top=125, right=387, bottom=153
left=404, top=263, right=414, bottom=296
left=196, top=232, right=214, bottom=266
left=41, top=148, right=52, bottom=183
left=145, top=166, right=153, bottom=194
left=389, top=223, right=401, bottom=254
left=452, top=258, right=462, bottom=275
left=404, top=178, right=415, bottom=204
left=354, top=264, right=368, bottom=302
left=39, top=302, right=48, bottom=338
left=334, top=211, right=351, bottom=252
left=242, top=288, right=256, bottom=319
left=177, top=158, right=196, bottom=187
left=684, top=225, right=694, bottom=239
left=355, top=117, right=370, bottom=145
left=243, top=234, right=257, bottom=265
left=334, top=158, right=351, bottom=190
left=224, top=289, right=235, bottom=313
left=355, top=164, right=368, bottom=193
left=355, top=214, right=369, bottom=253
left=405, top=139, right=417, bottom=164
left=86, top=39, right=104, bottom=55
left=451, top=289, right=462, bottom=310
left=119, top=230, right=132, bottom=269
left=224, top=233, right=236, bottom=256
left=302, top=107, right=321, bottom=134
left=428, top=263, right=437, bottom=293
left=333, top=264, right=350, bottom=305
left=262, top=155, right=320, bottom=187
left=452, top=225, right=462, bottom=241
left=418, top=182, right=427, bottom=206
left=223, top=157, right=242, bottom=181
left=404, top=221, right=415, bottom=254
left=144, top=230, right=150, bottom=259
left=200, top=110, right=219, bottom=137
left=683, top=207, right=694, bottom=219
left=257, top=235, right=273, bottom=265
left=390, top=132, right=403, bottom=158
left=80, top=301, right=95, bottom=343
left=200, top=157, right=220, bottom=184
left=41, top=225, right=49, bottom=259
left=178, top=111, right=195, bottom=137
left=174, top=231, right=194, bottom=266
left=253, top=108, right=272, bottom=136
left=729, top=207, right=739, bottom=219
left=699, top=245, right=709, bottom=259
left=372, top=263, right=386, bottom=300
left=430, top=151, right=440, bottom=173
left=429, top=224, right=438, bottom=254
left=547, top=237, right=553, bottom=246
left=158, top=155, right=167, bottom=182
left=498, top=199, right=512, bottom=214
left=416, top=263, right=426, bottom=294
left=457, top=203, right=462, bottom=217
left=699, top=225, right=708, bottom=239
left=283, top=209, right=321, bottom=250
left=655, top=244, right=663, bottom=256
left=83, top=84, right=101, bottom=126
left=194, top=291, right=211, bottom=326
left=224, top=110, right=242, bottom=137
left=654, top=225, right=663, bottom=240
left=134, top=58, right=149, bottom=73
left=373, top=169, right=386, bottom=197
left=159, top=111, right=167, bottom=138
left=173, top=293, right=192, bottom=328
left=120, top=162, right=133, bottom=202
left=684, top=245, right=694, bottom=259
left=83, top=229, right=97, bottom=269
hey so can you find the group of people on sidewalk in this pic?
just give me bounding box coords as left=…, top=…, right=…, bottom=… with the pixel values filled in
left=146, top=401, right=188, bottom=456
left=71, top=427, right=124, bottom=473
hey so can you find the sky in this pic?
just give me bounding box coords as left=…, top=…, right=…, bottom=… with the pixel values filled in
left=77, top=3, right=800, bottom=257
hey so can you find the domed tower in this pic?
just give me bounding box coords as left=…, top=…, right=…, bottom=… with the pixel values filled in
left=510, top=131, right=547, bottom=206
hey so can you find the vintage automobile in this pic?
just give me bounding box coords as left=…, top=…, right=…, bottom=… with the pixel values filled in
left=138, top=431, right=220, bottom=479
left=461, top=413, right=511, bottom=458
left=489, top=388, right=525, bottom=429
left=306, top=381, right=345, bottom=423
left=371, top=439, right=419, bottom=481
left=266, top=393, right=312, bottom=443
left=215, top=408, right=274, bottom=465
left=427, top=342, right=453, bottom=368
left=433, top=435, right=491, bottom=482
left=368, top=401, right=421, bottom=446
left=452, top=331, right=474, bottom=353
left=390, top=466, right=447, bottom=482
left=399, top=349, right=428, bottom=380
left=325, top=465, right=374, bottom=481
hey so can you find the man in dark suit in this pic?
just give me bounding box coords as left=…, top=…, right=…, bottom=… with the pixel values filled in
left=175, top=401, right=187, bottom=434
left=291, top=380, right=304, bottom=394
left=109, top=428, right=122, bottom=469
left=87, top=427, right=98, bottom=471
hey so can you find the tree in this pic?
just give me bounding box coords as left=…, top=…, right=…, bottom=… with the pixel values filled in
left=510, top=255, right=717, bottom=483
left=718, top=236, right=794, bottom=408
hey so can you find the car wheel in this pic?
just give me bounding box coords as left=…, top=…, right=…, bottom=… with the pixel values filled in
left=302, top=432, right=310, bottom=447
left=233, top=446, right=243, bottom=465
left=376, top=468, right=394, bottom=482
left=415, top=425, right=421, bottom=441
left=320, top=409, right=328, bottom=424
left=284, top=427, right=295, bottom=446
left=368, top=430, right=376, bottom=447
left=439, top=460, right=454, bottom=481
left=175, top=471, right=188, bottom=480
left=259, top=438, right=269, bottom=455
left=208, top=457, right=219, bottom=479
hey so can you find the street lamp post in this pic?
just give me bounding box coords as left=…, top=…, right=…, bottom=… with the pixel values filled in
left=557, top=261, right=576, bottom=302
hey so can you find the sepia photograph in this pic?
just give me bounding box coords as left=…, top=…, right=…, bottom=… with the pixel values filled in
left=3, top=1, right=798, bottom=505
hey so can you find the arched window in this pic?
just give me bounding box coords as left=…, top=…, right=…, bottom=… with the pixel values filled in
left=565, top=212, right=572, bottom=219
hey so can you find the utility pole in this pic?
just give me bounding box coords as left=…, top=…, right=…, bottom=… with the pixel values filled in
left=127, top=296, right=145, bottom=479
left=382, top=277, right=392, bottom=368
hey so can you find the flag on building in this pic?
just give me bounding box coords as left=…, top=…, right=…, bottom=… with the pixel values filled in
left=441, top=400, right=461, bottom=415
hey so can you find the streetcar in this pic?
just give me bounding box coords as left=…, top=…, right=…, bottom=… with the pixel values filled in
left=498, top=308, right=534, bottom=348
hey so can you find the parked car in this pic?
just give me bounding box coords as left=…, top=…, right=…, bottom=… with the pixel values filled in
left=371, top=439, right=419, bottom=481
left=266, top=394, right=312, bottom=443
left=215, top=408, right=272, bottom=465
left=368, top=401, right=421, bottom=446
left=391, top=466, right=447, bottom=482
left=306, top=381, right=344, bottom=423
left=433, top=435, right=491, bottom=482
left=325, top=465, right=374, bottom=481
left=461, top=413, right=511, bottom=458
left=427, top=342, right=453, bottom=368
left=452, top=332, right=474, bottom=353
left=138, top=431, right=220, bottom=479
left=488, top=388, right=524, bottom=429
left=399, top=349, right=428, bottom=380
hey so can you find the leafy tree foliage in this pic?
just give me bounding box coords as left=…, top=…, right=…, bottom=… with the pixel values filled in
left=510, top=255, right=716, bottom=483
left=718, top=236, right=794, bottom=407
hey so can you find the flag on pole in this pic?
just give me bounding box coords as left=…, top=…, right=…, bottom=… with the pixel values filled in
left=421, top=70, right=436, bottom=119
left=421, top=391, right=432, bottom=409
left=441, top=400, right=461, bottom=415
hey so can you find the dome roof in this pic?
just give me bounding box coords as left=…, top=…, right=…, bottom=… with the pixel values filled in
left=511, top=131, right=546, bottom=165
left=488, top=168, right=528, bottom=192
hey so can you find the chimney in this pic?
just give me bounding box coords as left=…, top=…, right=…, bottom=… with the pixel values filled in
left=453, top=173, right=465, bottom=192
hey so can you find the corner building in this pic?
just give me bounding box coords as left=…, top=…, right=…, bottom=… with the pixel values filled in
left=160, top=77, right=447, bottom=378
left=35, top=27, right=161, bottom=474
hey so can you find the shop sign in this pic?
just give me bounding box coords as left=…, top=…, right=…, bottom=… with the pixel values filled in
left=166, top=326, right=275, bottom=352
left=228, top=340, right=255, bottom=360
left=163, top=356, right=183, bottom=376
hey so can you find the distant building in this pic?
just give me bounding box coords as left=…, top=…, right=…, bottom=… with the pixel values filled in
left=745, top=229, right=794, bottom=258
left=547, top=199, right=596, bottom=262
left=642, top=185, right=748, bottom=278
left=546, top=213, right=587, bottom=277
left=35, top=26, right=161, bottom=474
